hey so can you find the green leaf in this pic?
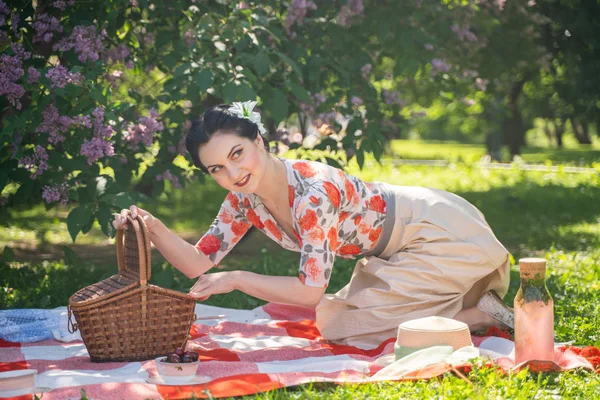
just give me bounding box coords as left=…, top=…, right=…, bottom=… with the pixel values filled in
left=0, top=168, right=8, bottom=194
left=289, top=82, right=312, bottom=103
left=253, top=51, right=270, bottom=77
left=222, top=81, right=239, bottom=103
left=62, top=246, right=80, bottom=267
left=275, top=52, right=302, bottom=79
left=67, top=205, right=94, bottom=242
left=267, top=88, right=289, bottom=124
left=356, top=148, right=365, bottom=169
left=97, top=202, right=115, bottom=237
left=196, top=70, right=214, bottom=92
left=100, top=192, right=135, bottom=209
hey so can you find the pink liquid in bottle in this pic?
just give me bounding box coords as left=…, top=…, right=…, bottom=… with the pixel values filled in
left=514, top=258, right=555, bottom=364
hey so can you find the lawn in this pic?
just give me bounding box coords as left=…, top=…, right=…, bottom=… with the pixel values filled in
left=1, top=140, right=599, bottom=398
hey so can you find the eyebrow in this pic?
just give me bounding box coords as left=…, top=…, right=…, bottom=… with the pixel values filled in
left=205, top=144, right=242, bottom=169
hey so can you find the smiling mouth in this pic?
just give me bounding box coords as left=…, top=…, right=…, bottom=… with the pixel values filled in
left=234, top=174, right=251, bottom=187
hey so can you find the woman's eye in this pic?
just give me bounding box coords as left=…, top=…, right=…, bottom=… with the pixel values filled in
left=210, top=166, right=222, bottom=174
left=232, top=149, right=243, bottom=159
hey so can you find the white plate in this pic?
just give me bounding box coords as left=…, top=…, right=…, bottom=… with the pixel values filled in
left=146, top=375, right=211, bottom=386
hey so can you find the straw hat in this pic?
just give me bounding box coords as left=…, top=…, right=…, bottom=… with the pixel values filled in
left=395, top=316, right=473, bottom=359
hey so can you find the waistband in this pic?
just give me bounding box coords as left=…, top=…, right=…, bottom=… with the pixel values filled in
left=364, top=182, right=397, bottom=258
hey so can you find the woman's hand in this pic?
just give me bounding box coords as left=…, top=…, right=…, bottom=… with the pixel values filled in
left=112, top=205, right=158, bottom=231
left=188, top=271, right=239, bottom=301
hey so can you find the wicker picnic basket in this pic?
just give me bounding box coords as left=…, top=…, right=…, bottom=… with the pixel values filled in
left=67, top=213, right=196, bottom=362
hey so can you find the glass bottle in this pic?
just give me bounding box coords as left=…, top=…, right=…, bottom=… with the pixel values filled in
left=514, top=257, right=555, bottom=364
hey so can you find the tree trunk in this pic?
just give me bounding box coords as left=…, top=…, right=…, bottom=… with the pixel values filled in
left=570, top=117, right=592, bottom=144
left=554, top=120, right=564, bottom=148
left=504, top=78, right=529, bottom=158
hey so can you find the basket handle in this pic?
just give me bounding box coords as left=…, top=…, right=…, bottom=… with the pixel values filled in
left=116, top=211, right=152, bottom=285
left=67, top=306, right=78, bottom=333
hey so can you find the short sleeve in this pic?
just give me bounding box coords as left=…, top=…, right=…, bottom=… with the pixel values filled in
left=195, top=192, right=252, bottom=266
left=293, top=182, right=341, bottom=287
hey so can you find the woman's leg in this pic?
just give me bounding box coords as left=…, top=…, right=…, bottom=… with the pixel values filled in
left=453, top=306, right=504, bottom=332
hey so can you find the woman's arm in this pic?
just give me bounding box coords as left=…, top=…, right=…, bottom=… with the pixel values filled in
left=189, top=270, right=327, bottom=308
left=149, top=219, right=214, bottom=279
left=114, top=206, right=214, bottom=279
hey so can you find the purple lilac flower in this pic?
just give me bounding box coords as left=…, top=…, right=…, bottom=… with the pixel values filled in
left=27, top=67, right=40, bottom=84
left=451, top=24, right=478, bottom=42
left=284, top=0, right=317, bottom=30
left=104, top=44, right=130, bottom=63
left=0, top=54, right=25, bottom=108
left=0, top=0, right=9, bottom=27
left=431, top=58, right=451, bottom=76
left=337, top=0, right=364, bottom=27
left=42, top=182, right=69, bottom=204
left=312, top=93, right=326, bottom=107
left=383, top=90, right=404, bottom=107
left=46, top=65, right=84, bottom=89
left=155, top=170, right=181, bottom=189
left=12, top=43, right=30, bottom=60
left=316, top=111, right=337, bottom=128
left=143, top=33, right=154, bottom=46
left=349, top=0, right=364, bottom=15
left=130, top=0, right=139, bottom=6
left=32, top=13, right=63, bottom=43
left=123, top=109, right=164, bottom=148
left=424, top=43, right=435, bottom=51
left=92, top=107, right=115, bottom=138
left=495, top=0, right=507, bottom=10
left=351, top=96, right=363, bottom=107
left=53, top=1, right=75, bottom=11
left=105, top=69, right=123, bottom=88
left=36, top=103, right=89, bottom=145
left=54, top=25, right=103, bottom=63
left=361, top=63, right=372, bottom=79
left=80, top=137, right=115, bottom=165
left=19, top=145, right=49, bottom=179
left=11, top=12, right=19, bottom=36
left=183, top=30, right=195, bottom=46
left=462, top=69, right=478, bottom=78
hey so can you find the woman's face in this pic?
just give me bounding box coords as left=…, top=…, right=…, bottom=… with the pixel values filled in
left=198, top=131, right=268, bottom=193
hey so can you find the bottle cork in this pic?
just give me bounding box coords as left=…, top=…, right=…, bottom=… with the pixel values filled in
left=518, top=257, right=547, bottom=279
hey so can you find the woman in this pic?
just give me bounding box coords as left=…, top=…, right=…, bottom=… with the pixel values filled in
left=113, top=101, right=514, bottom=348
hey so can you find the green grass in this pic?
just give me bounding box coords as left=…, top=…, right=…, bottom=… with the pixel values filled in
left=388, top=138, right=600, bottom=166
left=2, top=140, right=600, bottom=398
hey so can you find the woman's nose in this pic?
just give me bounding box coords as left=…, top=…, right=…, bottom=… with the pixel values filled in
left=227, top=165, right=242, bottom=181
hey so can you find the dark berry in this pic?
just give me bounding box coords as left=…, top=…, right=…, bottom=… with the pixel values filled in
left=174, top=347, right=185, bottom=357
left=185, top=351, right=199, bottom=362
left=168, top=353, right=181, bottom=363
left=182, top=354, right=192, bottom=363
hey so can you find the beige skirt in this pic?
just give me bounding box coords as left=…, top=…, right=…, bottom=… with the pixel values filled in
left=316, top=185, right=510, bottom=349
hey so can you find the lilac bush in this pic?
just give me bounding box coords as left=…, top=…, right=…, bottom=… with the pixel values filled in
left=0, top=0, right=550, bottom=241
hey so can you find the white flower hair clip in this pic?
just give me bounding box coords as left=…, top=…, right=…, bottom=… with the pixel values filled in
left=228, top=100, right=266, bottom=135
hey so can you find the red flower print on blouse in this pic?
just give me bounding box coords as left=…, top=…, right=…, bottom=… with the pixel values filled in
left=197, top=234, right=221, bottom=255
left=322, top=181, right=341, bottom=208
left=338, top=244, right=361, bottom=256
left=368, top=195, right=386, bottom=213
left=264, top=219, right=283, bottom=241
left=292, top=161, right=317, bottom=178
left=327, top=226, right=338, bottom=251
left=231, top=220, right=250, bottom=238
left=305, top=257, right=322, bottom=281
left=298, top=209, right=318, bottom=233
left=309, top=195, right=319, bottom=205
left=345, top=178, right=357, bottom=205
left=288, top=185, right=295, bottom=208
left=353, top=215, right=362, bottom=226
left=369, top=227, right=382, bottom=243
left=293, top=228, right=303, bottom=247
left=339, top=211, right=350, bottom=222
left=219, top=208, right=234, bottom=224
left=226, top=193, right=240, bottom=211
left=247, top=208, right=265, bottom=229
left=359, top=223, right=371, bottom=235
left=306, top=226, right=325, bottom=243
left=243, top=198, right=250, bottom=208
left=299, top=271, right=306, bottom=284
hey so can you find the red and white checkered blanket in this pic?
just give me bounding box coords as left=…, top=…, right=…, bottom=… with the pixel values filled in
left=1, top=303, right=598, bottom=399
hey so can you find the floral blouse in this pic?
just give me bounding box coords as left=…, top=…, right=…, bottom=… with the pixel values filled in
left=195, top=158, right=388, bottom=288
